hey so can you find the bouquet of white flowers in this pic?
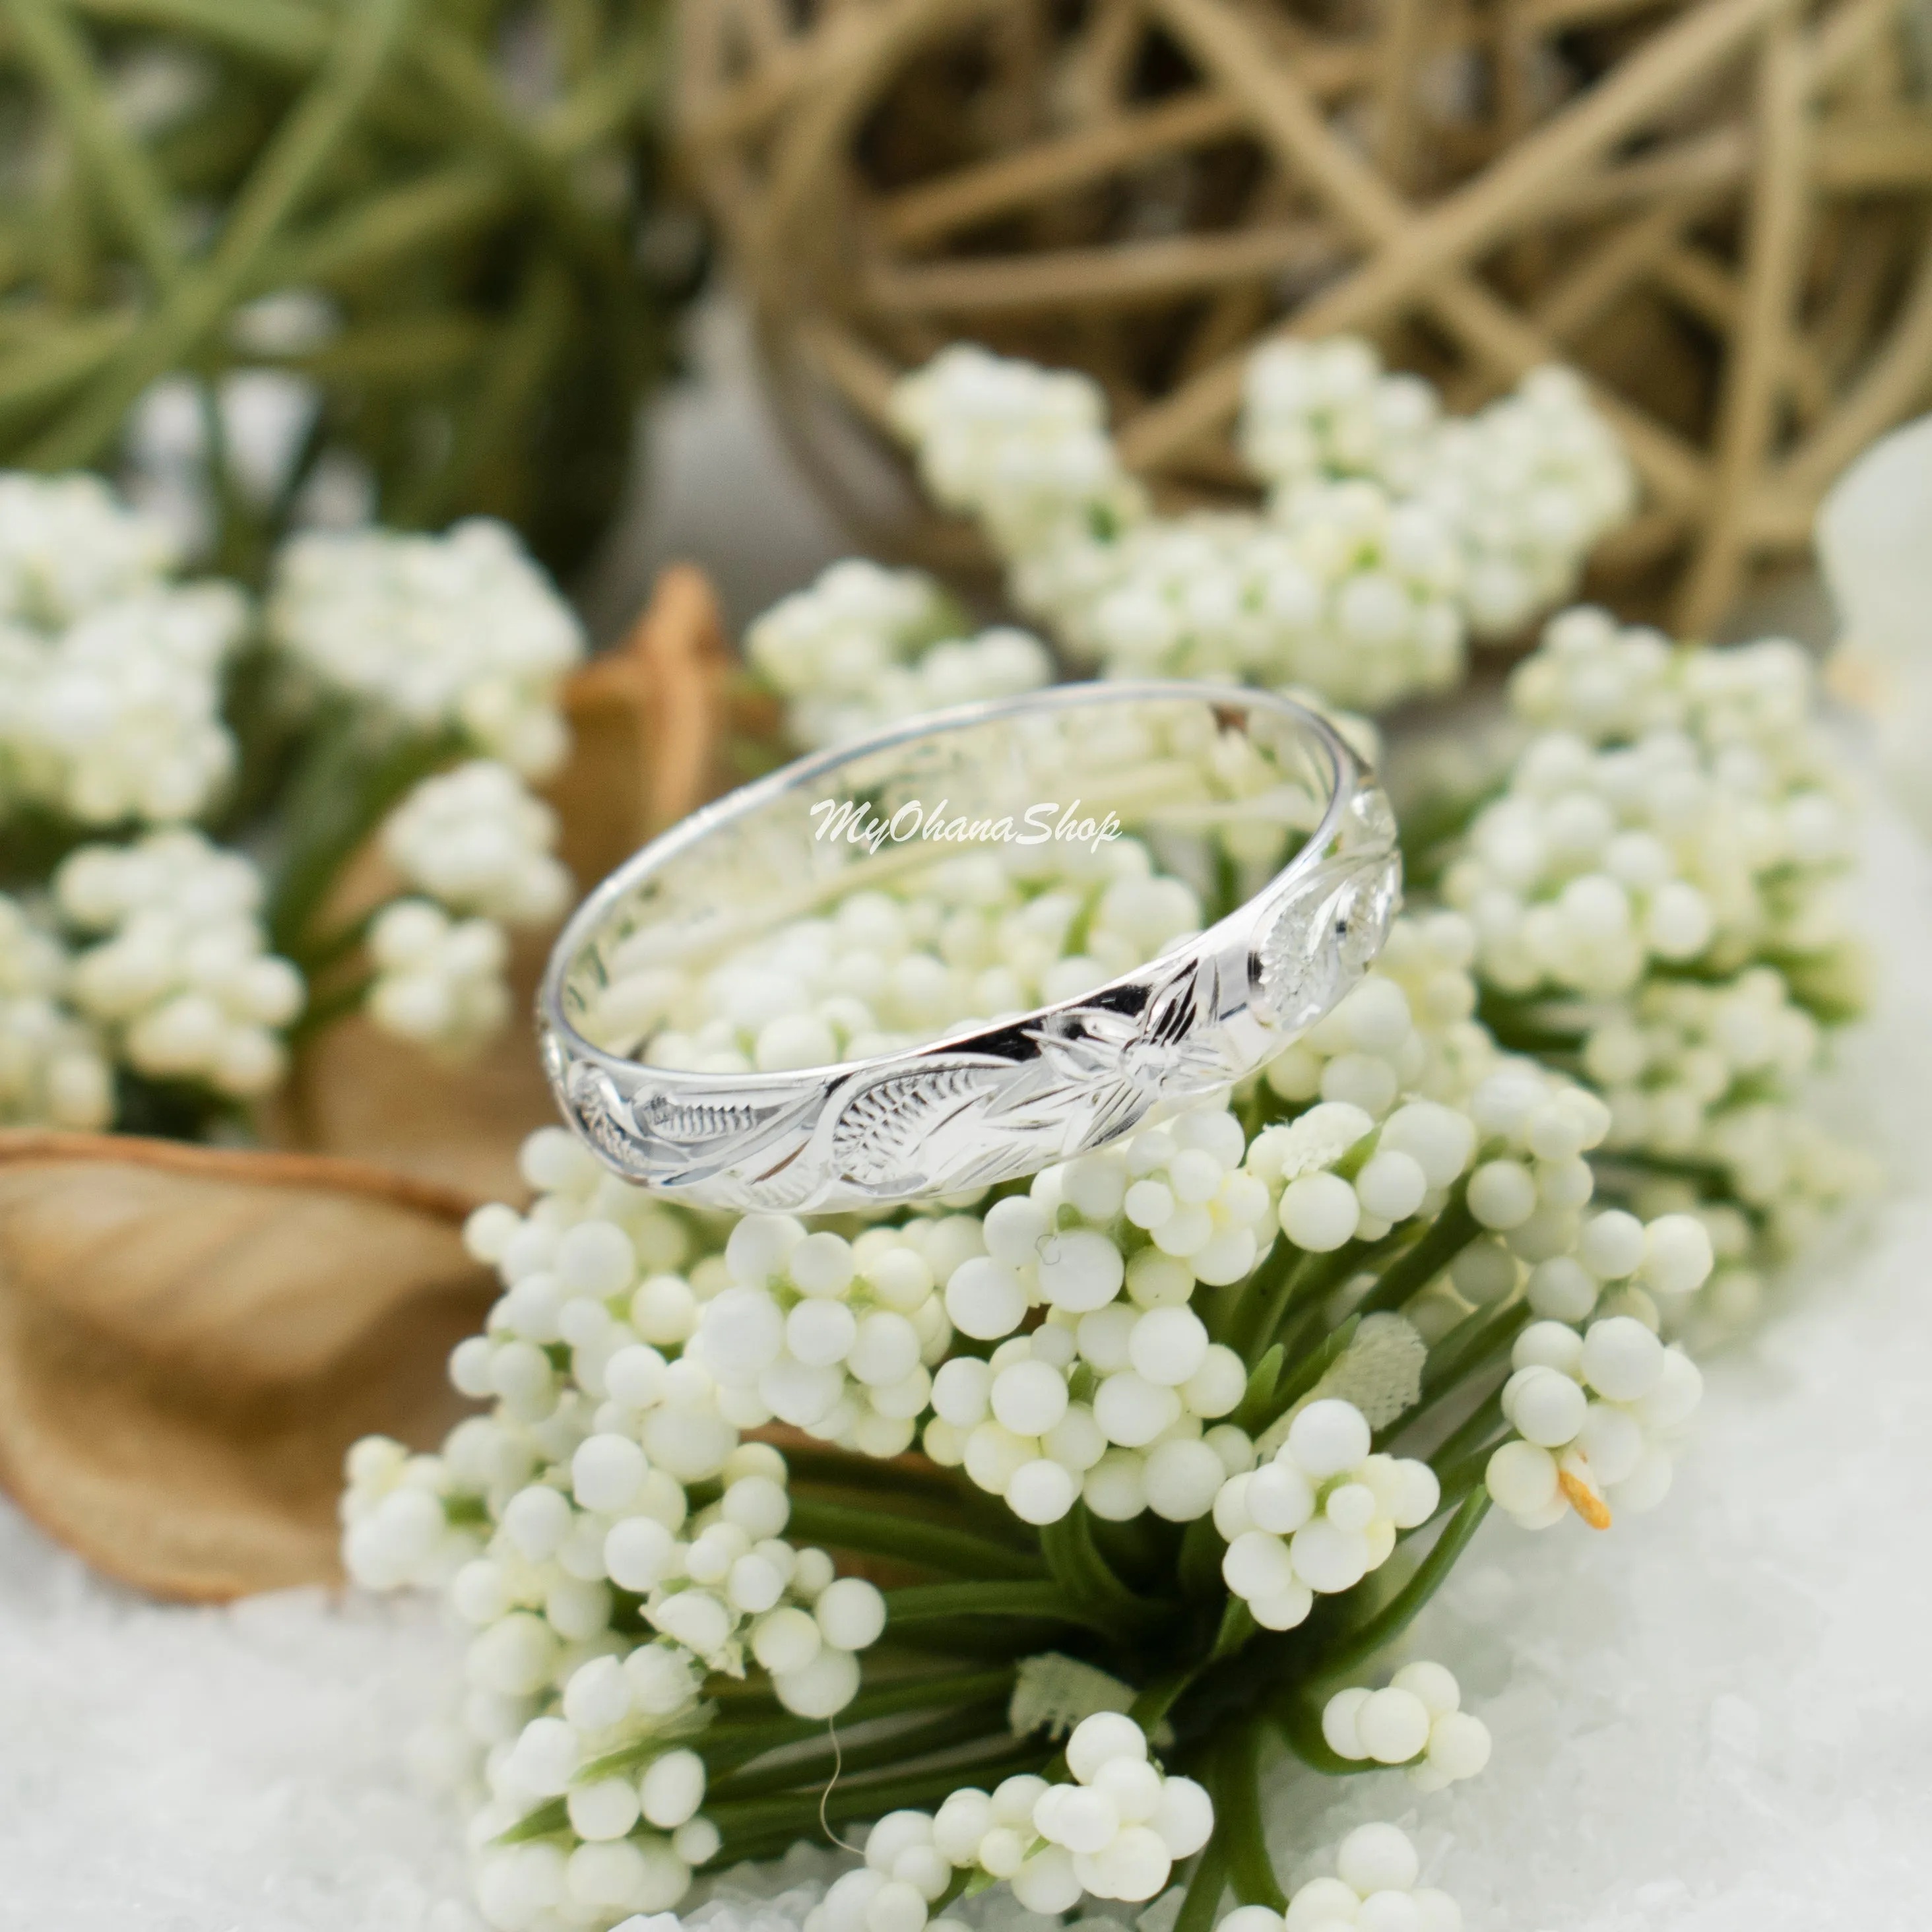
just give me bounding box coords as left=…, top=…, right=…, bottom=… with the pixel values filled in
left=0, top=473, right=587, bottom=1138
left=343, top=587, right=1869, bottom=1931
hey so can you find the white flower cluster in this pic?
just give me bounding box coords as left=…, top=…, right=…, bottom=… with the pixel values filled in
left=891, top=346, right=1143, bottom=554
left=927, top=1107, right=1263, bottom=1524
left=747, top=558, right=1053, bottom=752
left=363, top=739, right=573, bottom=1066
left=340, top=850, right=1749, bottom=1932
left=1486, top=1309, right=1704, bottom=1530
left=1451, top=607, right=1852, bottom=999
left=1250, top=962, right=1617, bottom=1277
left=1235, top=918, right=1722, bottom=1516
left=1429, top=605, right=1869, bottom=1273
left=365, top=900, right=513, bottom=1054
left=0, top=470, right=246, bottom=827
left=0, top=470, right=179, bottom=628
left=1016, top=1711, right=1213, bottom=1905
left=342, top=1128, right=897, bottom=1931
left=1586, top=968, right=1818, bottom=1157
left=1240, top=339, right=1441, bottom=492
left=1411, top=368, right=1635, bottom=640
left=595, top=843, right=1202, bottom=1072
left=1042, top=498, right=1465, bottom=713
left=54, top=830, right=304, bottom=1097
left=1586, top=966, right=1872, bottom=1261
left=927, top=1305, right=1248, bottom=1528
left=1320, top=1660, right=1491, bottom=1791
left=0, top=893, right=112, bottom=1128
left=1240, top=341, right=1635, bottom=635
left=1214, top=1398, right=1438, bottom=1629
left=1223, top=1823, right=1462, bottom=1932
left=690, top=1212, right=962, bottom=1458
left=888, top=340, right=1631, bottom=712
left=813, top=1712, right=1213, bottom=1932
left=365, top=756, right=571, bottom=1052
left=268, top=519, right=585, bottom=778
left=382, top=759, right=573, bottom=926
left=1260, top=911, right=1493, bottom=1119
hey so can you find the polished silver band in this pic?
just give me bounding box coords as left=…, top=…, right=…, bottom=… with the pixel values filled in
left=539, top=682, right=1400, bottom=1213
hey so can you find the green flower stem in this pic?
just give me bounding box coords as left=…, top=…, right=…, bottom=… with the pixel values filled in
left=1427, top=1388, right=1507, bottom=1482
left=1349, top=1188, right=1479, bottom=1321
left=1229, top=1341, right=1285, bottom=1434
left=882, top=1580, right=1118, bottom=1637
left=1217, top=1722, right=1287, bottom=1910
left=0, top=312, right=135, bottom=429
left=1127, top=1599, right=1250, bottom=1738
left=1130, top=1666, right=1196, bottom=1735
left=1377, top=1303, right=1530, bottom=1454
left=1314, top=1489, right=1491, bottom=1683
left=1173, top=1838, right=1231, bottom=1932
left=401, top=250, right=573, bottom=525
left=27, top=0, right=418, bottom=470
left=1270, top=1228, right=1413, bottom=1365
left=784, top=1498, right=1045, bottom=1582
left=539, top=23, right=661, bottom=155
left=1178, top=1514, right=1227, bottom=1599
left=702, top=1826, right=816, bottom=1869
left=933, top=1868, right=971, bottom=1914
left=706, top=1700, right=1013, bottom=1803
left=3, top=0, right=183, bottom=288
left=1594, top=1150, right=1740, bottom=1196
left=268, top=162, right=510, bottom=290
left=290, top=316, right=487, bottom=387
left=509, top=1731, right=1043, bottom=1847
left=575, top=1669, right=1017, bottom=1787
left=496, top=1797, right=567, bottom=1846
left=1266, top=1240, right=1376, bottom=1355
left=1039, top=1506, right=1173, bottom=1633
left=1254, top=1312, right=1361, bottom=1433
left=1475, top=997, right=1587, bottom=1058
left=697, top=1665, right=1017, bottom=1734
left=1143, top=1597, right=1257, bottom=1720
left=407, top=24, right=633, bottom=280
left=267, top=717, right=460, bottom=955
left=1221, top=1239, right=1302, bottom=1355
left=707, top=1746, right=1050, bottom=1850
left=1420, top=1299, right=1531, bottom=1400
left=1212, top=1596, right=1257, bottom=1661
left=870, top=1619, right=1076, bottom=1661
left=1430, top=1401, right=1511, bottom=1513
left=69, top=0, right=327, bottom=67
left=779, top=1444, right=1035, bottom=1546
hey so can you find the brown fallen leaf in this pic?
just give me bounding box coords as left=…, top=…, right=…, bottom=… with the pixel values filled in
left=0, top=1131, right=493, bottom=1601
left=267, top=565, right=739, bottom=1201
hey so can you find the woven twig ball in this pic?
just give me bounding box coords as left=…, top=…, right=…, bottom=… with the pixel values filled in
left=680, top=0, right=1932, bottom=632
left=0, top=0, right=685, bottom=577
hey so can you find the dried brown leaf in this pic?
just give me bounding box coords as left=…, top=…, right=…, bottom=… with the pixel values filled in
left=0, top=1131, right=493, bottom=1601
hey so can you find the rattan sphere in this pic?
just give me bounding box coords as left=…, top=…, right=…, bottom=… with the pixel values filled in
left=680, top=0, right=1932, bottom=631
left=0, top=0, right=684, bottom=578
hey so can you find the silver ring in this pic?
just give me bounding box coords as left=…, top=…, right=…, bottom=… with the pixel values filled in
left=539, top=682, right=1400, bottom=1211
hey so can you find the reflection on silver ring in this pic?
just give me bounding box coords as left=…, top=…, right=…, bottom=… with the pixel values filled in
left=539, top=682, right=1400, bottom=1211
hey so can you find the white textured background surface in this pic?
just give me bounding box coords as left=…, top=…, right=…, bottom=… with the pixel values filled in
left=5, top=313, right=1930, bottom=1932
